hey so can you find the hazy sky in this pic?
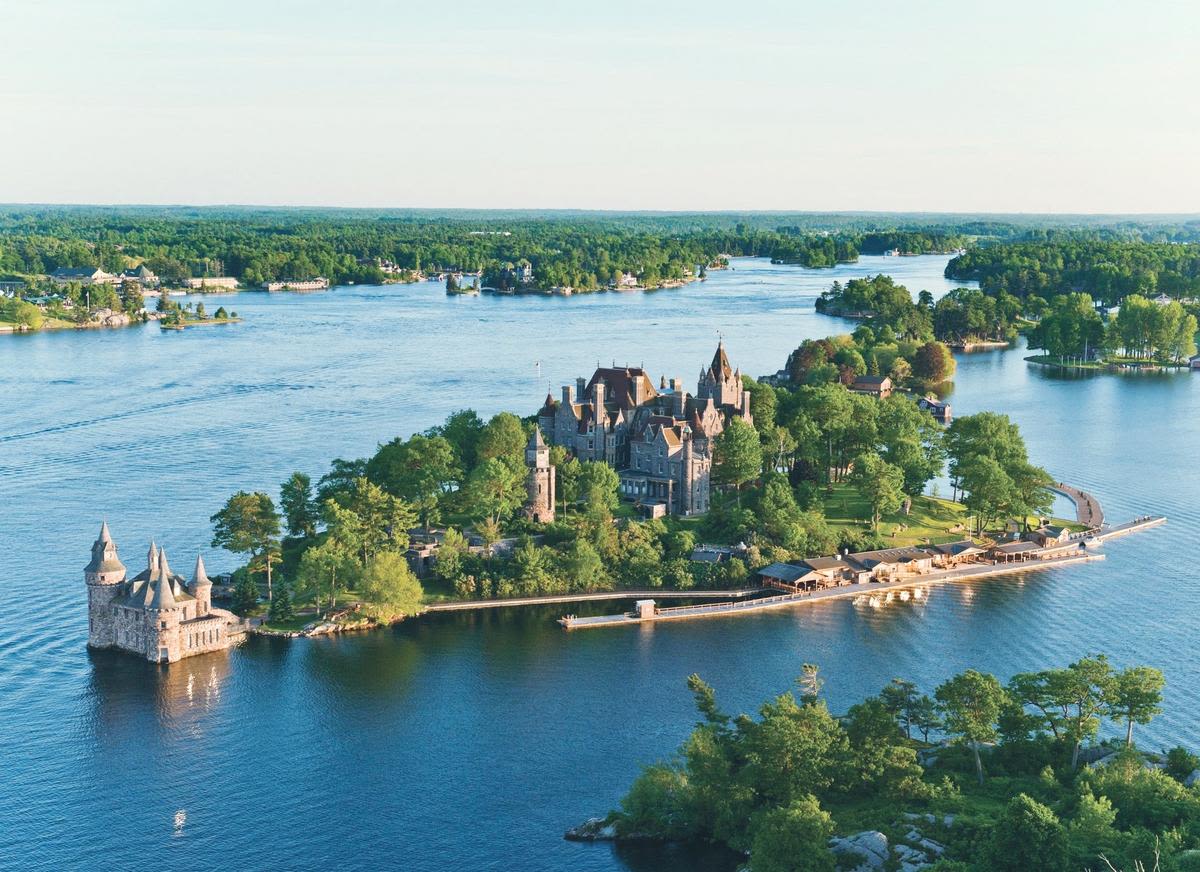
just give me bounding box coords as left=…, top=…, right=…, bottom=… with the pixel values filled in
left=2, top=0, right=1197, bottom=212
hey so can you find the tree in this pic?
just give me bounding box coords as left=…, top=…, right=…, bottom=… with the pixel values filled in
left=935, top=669, right=1006, bottom=784
left=323, top=476, right=418, bottom=565
left=749, top=795, right=836, bottom=872
left=477, top=412, right=527, bottom=471
left=294, top=538, right=359, bottom=615
left=911, top=340, right=956, bottom=383
left=797, top=664, right=823, bottom=706
left=847, top=452, right=905, bottom=531
left=231, top=570, right=259, bottom=615
left=984, top=794, right=1069, bottom=872
left=1107, top=666, right=1165, bottom=746
left=880, top=678, right=920, bottom=739
left=267, top=582, right=294, bottom=623
left=366, top=434, right=459, bottom=530
left=358, top=550, right=424, bottom=622
left=909, top=695, right=941, bottom=743
left=431, top=409, right=484, bottom=472
left=559, top=538, right=608, bottom=591
left=211, top=491, right=282, bottom=601
left=1054, top=654, right=1114, bottom=770
left=465, top=457, right=525, bottom=528
left=713, top=418, right=763, bottom=501
left=578, top=460, right=620, bottom=517
left=280, top=472, right=318, bottom=539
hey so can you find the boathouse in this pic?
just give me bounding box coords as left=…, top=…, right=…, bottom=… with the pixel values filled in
left=849, top=375, right=893, bottom=398
left=845, top=546, right=934, bottom=581
left=991, top=541, right=1040, bottom=562
left=927, top=539, right=985, bottom=568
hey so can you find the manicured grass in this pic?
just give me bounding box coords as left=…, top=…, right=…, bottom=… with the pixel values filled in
left=259, top=612, right=319, bottom=633
left=821, top=483, right=972, bottom=547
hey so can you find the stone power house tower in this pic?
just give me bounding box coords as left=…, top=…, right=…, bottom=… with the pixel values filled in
left=524, top=427, right=556, bottom=523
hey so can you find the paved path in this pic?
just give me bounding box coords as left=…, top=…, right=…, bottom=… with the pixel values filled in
left=425, top=588, right=758, bottom=612
left=1050, top=482, right=1104, bottom=528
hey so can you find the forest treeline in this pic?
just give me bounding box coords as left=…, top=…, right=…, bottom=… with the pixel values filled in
left=946, top=239, right=1200, bottom=304
left=4, top=207, right=1199, bottom=291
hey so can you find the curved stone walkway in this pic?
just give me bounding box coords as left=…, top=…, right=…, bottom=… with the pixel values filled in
left=1050, top=482, right=1104, bottom=529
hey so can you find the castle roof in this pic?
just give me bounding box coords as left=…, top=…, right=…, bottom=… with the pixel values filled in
left=192, top=554, right=212, bottom=588
left=538, top=392, right=558, bottom=416
left=528, top=426, right=546, bottom=450
left=710, top=341, right=733, bottom=380
left=85, top=521, right=126, bottom=574
left=585, top=366, right=657, bottom=411
left=149, top=571, right=178, bottom=610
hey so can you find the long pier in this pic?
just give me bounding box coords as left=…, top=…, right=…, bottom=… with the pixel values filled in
left=425, top=588, right=757, bottom=612
left=560, top=514, right=1166, bottom=630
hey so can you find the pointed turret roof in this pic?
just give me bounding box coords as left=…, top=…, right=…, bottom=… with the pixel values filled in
left=149, top=573, right=177, bottom=610
left=147, top=541, right=159, bottom=577
left=85, top=521, right=126, bottom=575
left=191, top=554, right=211, bottom=588
left=710, top=341, right=732, bottom=380
left=528, top=426, right=546, bottom=449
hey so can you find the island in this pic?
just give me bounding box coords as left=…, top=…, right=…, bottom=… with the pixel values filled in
left=124, top=334, right=1161, bottom=643
left=570, top=653, right=1197, bottom=872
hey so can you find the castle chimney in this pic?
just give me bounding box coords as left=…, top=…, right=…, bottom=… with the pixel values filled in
left=576, top=376, right=586, bottom=398
left=562, top=384, right=574, bottom=406
left=675, top=388, right=688, bottom=418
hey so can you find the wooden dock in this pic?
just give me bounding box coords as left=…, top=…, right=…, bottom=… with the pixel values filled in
left=559, top=551, right=1109, bottom=629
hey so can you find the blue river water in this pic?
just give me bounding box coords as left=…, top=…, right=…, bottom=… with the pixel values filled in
left=0, top=256, right=1196, bottom=871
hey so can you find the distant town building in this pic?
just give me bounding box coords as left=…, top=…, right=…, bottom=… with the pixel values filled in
left=850, top=375, right=893, bottom=398
left=1151, top=293, right=1175, bottom=306
left=184, top=276, right=240, bottom=290
left=84, top=523, right=243, bottom=663
left=50, top=267, right=117, bottom=285
left=0, top=280, right=25, bottom=296
left=538, top=342, right=752, bottom=516
left=1189, top=354, right=1200, bottom=371
left=918, top=395, right=952, bottom=424
left=262, top=277, right=330, bottom=292
left=119, top=265, right=159, bottom=287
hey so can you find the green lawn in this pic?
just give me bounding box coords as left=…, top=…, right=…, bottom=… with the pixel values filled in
left=821, top=483, right=972, bottom=547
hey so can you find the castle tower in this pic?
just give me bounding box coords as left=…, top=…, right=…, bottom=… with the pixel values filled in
left=146, top=555, right=182, bottom=663
left=523, top=427, right=556, bottom=523
left=85, top=521, right=126, bottom=649
left=190, top=554, right=213, bottom=616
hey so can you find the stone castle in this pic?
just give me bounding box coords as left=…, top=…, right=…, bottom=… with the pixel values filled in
left=85, top=522, right=243, bottom=663
left=537, top=341, right=752, bottom=516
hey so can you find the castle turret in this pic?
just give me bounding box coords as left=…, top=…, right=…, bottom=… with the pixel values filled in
left=523, top=427, right=556, bottom=523
left=190, top=554, right=213, bottom=616
left=85, top=522, right=127, bottom=649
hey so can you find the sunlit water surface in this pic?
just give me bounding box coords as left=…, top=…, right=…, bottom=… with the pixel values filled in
left=1, top=256, right=1195, bottom=871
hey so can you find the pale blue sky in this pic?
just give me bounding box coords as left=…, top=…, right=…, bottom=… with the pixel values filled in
left=2, top=0, right=1197, bottom=211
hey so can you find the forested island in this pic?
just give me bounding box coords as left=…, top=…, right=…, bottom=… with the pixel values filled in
left=577, top=656, right=1199, bottom=872
left=205, top=323, right=1061, bottom=635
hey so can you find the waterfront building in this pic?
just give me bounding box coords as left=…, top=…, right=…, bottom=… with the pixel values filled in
left=262, top=277, right=330, bottom=292
left=918, top=395, right=952, bottom=424
left=184, top=276, right=240, bottom=290
left=50, top=267, right=117, bottom=285
left=1189, top=354, right=1200, bottom=370
left=84, top=523, right=243, bottom=663
left=119, top=265, right=159, bottom=287
left=537, top=342, right=752, bottom=516
left=850, top=375, right=893, bottom=398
